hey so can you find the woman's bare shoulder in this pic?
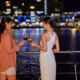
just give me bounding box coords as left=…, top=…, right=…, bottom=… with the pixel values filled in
left=53, top=31, right=57, bottom=36
left=41, top=32, right=48, bottom=37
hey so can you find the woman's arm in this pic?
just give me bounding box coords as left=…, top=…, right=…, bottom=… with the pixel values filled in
left=53, top=34, right=60, bottom=53
left=17, top=40, right=25, bottom=48
left=5, top=34, right=25, bottom=54
left=31, top=34, right=47, bottom=52
left=12, top=38, right=25, bottom=51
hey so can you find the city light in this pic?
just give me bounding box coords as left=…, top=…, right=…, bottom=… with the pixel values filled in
left=2, top=11, right=5, bottom=14
left=5, top=1, right=11, bottom=7
left=51, top=13, right=55, bottom=16
left=30, top=6, right=35, bottom=9
left=5, top=11, right=11, bottom=14
left=5, top=1, right=11, bottom=4
left=55, top=8, right=60, bottom=12
left=22, top=3, right=24, bottom=6
left=14, top=11, right=18, bottom=14
left=64, top=12, right=68, bottom=14
left=36, top=0, right=42, bottom=2
left=18, top=11, right=22, bottom=14
left=6, top=9, right=11, bottom=12
left=37, top=11, right=44, bottom=14
left=6, top=4, right=11, bottom=7
left=1, top=0, right=80, bottom=28
left=69, top=12, right=74, bottom=14
left=30, top=11, right=35, bottom=14
left=13, top=6, right=18, bottom=9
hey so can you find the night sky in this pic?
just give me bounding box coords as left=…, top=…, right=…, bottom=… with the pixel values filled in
left=64, top=0, right=80, bottom=11
left=0, top=0, right=80, bottom=12
left=11, top=0, right=80, bottom=12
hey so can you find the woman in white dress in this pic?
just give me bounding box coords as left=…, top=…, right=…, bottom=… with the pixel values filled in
left=31, top=17, right=60, bottom=80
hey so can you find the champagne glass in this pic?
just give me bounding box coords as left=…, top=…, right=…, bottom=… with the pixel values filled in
left=28, top=38, right=33, bottom=42
left=28, top=37, right=34, bottom=52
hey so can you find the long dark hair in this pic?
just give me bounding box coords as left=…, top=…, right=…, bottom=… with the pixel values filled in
left=0, top=17, right=12, bottom=41
left=42, top=17, right=56, bottom=28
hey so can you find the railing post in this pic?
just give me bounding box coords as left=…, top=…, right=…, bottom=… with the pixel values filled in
left=74, top=64, right=77, bottom=80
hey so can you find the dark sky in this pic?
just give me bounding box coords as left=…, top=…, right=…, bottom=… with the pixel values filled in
left=64, top=0, right=80, bottom=11
left=12, top=0, right=80, bottom=12
left=0, top=0, right=80, bottom=12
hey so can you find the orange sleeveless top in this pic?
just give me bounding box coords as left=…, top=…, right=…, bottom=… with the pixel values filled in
left=0, top=31, right=19, bottom=72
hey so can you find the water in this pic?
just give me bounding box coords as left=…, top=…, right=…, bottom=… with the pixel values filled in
left=11, top=28, right=80, bottom=80
left=12, top=28, right=80, bottom=51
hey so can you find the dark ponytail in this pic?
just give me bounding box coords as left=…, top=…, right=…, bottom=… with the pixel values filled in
left=0, top=17, right=12, bottom=41
left=42, top=17, right=56, bottom=28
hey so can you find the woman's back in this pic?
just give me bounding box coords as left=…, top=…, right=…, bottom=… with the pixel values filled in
left=46, top=31, right=55, bottom=52
left=0, top=32, right=16, bottom=72
left=40, top=31, right=56, bottom=80
left=0, top=33, right=7, bottom=53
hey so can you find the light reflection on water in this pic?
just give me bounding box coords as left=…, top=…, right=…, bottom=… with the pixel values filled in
left=12, top=28, right=80, bottom=51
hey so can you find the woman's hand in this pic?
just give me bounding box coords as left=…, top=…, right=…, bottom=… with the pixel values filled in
left=53, top=49, right=59, bottom=53
left=31, top=42, right=37, bottom=47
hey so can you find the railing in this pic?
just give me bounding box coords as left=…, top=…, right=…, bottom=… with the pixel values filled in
left=17, top=51, right=80, bottom=54
left=17, top=51, right=80, bottom=80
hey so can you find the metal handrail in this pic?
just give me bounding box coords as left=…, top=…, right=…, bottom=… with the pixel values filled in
left=17, top=51, right=80, bottom=54
left=17, top=51, right=79, bottom=80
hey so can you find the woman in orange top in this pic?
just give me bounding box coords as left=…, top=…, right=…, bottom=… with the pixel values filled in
left=0, top=17, right=25, bottom=80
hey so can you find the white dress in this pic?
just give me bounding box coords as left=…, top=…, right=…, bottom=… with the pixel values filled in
left=40, top=31, right=56, bottom=80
